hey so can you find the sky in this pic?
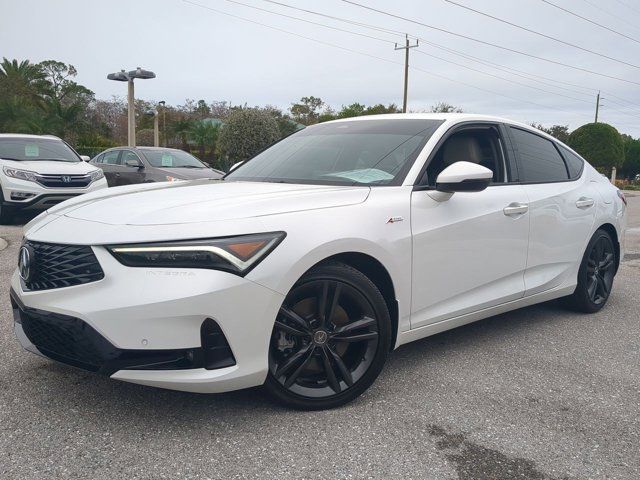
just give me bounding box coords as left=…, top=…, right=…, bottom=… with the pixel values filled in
left=2, top=0, right=640, bottom=136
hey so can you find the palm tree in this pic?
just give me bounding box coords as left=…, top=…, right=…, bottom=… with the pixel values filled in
left=0, top=58, right=47, bottom=105
left=189, top=121, right=219, bottom=160
left=171, top=118, right=194, bottom=151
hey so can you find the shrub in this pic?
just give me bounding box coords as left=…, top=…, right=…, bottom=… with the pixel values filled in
left=568, top=123, right=624, bottom=172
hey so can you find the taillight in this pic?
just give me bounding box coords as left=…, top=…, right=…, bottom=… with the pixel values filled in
left=617, top=190, right=627, bottom=206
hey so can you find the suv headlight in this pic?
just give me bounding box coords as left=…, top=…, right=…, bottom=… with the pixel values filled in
left=107, top=232, right=286, bottom=276
left=89, top=169, right=104, bottom=182
left=3, top=167, right=38, bottom=182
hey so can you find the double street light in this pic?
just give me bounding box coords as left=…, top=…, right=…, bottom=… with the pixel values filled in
left=107, top=67, right=156, bottom=147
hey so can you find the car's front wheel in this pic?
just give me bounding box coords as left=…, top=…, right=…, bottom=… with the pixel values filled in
left=264, top=262, right=391, bottom=410
left=0, top=191, right=14, bottom=225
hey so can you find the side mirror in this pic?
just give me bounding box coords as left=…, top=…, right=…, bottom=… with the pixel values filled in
left=125, top=158, right=142, bottom=168
left=80, top=155, right=90, bottom=162
left=229, top=161, right=244, bottom=172
left=428, top=161, right=493, bottom=202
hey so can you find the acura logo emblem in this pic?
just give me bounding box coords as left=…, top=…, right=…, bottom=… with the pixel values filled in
left=18, top=245, right=34, bottom=282
left=61, top=175, right=71, bottom=183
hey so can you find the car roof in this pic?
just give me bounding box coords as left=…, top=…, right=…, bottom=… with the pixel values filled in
left=323, top=113, right=564, bottom=146
left=0, top=133, right=62, bottom=140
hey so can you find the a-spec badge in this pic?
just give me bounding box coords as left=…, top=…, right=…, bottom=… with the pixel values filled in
left=386, top=216, right=404, bottom=224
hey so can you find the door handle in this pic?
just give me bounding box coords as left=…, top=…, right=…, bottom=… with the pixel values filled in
left=503, top=203, right=529, bottom=217
left=115, top=172, right=121, bottom=177
left=576, top=197, right=594, bottom=209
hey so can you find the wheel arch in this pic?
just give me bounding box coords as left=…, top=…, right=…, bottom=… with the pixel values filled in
left=309, top=252, right=399, bottom=351
left=596, top=223, right=620, bottom=272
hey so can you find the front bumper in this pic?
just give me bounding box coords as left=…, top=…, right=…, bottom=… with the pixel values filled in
left=11, top=246, right=285, bottom=393
left=1, top=176, right=107, bottom=211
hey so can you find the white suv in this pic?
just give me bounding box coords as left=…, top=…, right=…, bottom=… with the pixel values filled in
left=0, top=134, right=108, bottom=223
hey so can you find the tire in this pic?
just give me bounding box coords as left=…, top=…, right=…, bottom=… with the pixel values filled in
left=563, top=229, right=617, bottom=313
left=0, top=191, right=14, bottom=225
left=264, top=261, right=392, bottom=410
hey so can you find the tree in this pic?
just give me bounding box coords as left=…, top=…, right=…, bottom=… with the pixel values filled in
left=430, top=102, right=463, bottom=113
left=621, top=138, right=640, bottom=179
left=218, top=108, right=280, bottom=166
left=171, top=118, right=194, bottom=151
left=189, top=121, right=220, bottom=160
left=568, top=122, right=624, bottom=173
left=290, top=96, right=325, bottom=125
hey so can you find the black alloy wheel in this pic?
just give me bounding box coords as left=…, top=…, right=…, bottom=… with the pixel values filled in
left=264, top=262, right=391, bottom=410
left=565, top=229, right=617, bottom=313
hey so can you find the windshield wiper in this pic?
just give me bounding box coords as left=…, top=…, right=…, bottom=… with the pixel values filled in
left=173, top=165, right=203, bottom=168
left=0, top=157, right=23, bottom=161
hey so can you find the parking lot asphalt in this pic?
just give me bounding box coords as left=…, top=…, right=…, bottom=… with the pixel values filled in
left=1, top=196, right=639, bottom=480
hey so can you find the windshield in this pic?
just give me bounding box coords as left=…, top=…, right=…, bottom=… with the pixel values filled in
left=225, top=119, right=443, bottom=186
left=142, top=149, right=207, bottom=168
left=0, top=137, right=80, bottom=162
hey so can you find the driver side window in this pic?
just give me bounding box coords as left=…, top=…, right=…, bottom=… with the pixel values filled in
left=423, top=128, right=507, bottom=186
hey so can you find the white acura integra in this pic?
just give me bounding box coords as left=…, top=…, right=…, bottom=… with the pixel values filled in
left=11, top=114, right=626, bottom=409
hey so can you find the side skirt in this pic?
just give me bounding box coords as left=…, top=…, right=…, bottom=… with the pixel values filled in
left=396, top=284, right=575, bottom=347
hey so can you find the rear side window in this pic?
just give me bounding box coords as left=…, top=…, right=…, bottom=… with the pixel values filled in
left=558, top=146, right=584, bottom=179
left=510, top=127, right=569, bottom=183
left=103, top=151, right=121, bottom=165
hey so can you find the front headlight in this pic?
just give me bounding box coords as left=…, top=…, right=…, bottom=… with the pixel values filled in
left=3, top=166, right=38, bottom=182
left=107, top=232, right=286, bottom=276
left=89, top=169, right=104, bottom=182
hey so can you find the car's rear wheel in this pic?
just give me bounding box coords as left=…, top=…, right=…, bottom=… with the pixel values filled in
left=564, top=229, right=617, bottom=313
left=264, top=262, right=391, bottom=410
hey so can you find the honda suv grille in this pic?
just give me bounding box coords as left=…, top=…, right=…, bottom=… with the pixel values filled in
left=23, top=241, right=104, bottom=291
left=36, top=174, right=91, bottom=188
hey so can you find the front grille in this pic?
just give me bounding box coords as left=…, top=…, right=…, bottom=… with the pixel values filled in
left=36, top=174, right=91, bottom=188
left=24, top=241, right=104, bottom=291
left=11, top=293, right=233, bottom=374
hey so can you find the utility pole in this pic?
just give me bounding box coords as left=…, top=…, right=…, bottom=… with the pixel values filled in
left=595, top=91, right=601, bottom=123
left=395, top=34, right=419, bottom=113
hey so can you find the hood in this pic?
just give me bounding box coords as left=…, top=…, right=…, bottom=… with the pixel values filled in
left=48, top=180, right=370, bottom=225
left=1, top=159, right=98, bottom=175
left=158, top=167, right=223, bottom=180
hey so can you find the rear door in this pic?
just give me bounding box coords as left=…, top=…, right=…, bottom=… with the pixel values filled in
left=99, top=150, right=122, bottom=186
left=507, top=126, right=596, bottom=296
left=117, top=150, right=146, bottom=185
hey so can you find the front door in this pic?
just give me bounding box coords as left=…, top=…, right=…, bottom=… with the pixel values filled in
left=410, top=124, right=530, bottom=328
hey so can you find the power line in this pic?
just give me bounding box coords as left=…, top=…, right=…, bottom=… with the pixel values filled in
left=613, top=0, right=640, bottom=16
left=341, top=0, right=640, bottom=86
left=414, top=49, right=594, bottom=105
left=443, top=0, right=640, bottom=68
left=255, top=0, right=601, bottom=106
left=221, top=0, right=396, bottom=45
left=540, top=0, right=640, bottom=44
left=183, top=0, right=583, bottom=117
left=580, top=0, right=640, bottom=34
left=261, top=0, right=409, bottom=39
left=263, top=0, right=640, bottom=104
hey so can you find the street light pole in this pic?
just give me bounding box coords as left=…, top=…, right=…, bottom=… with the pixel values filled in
left=153, top=111, right=160, bottom=147
left=107, top=67, right=156, bottom=147
left=158, top=100, right=166, bottom=147
left=127, top=79, right=135, bottom=147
